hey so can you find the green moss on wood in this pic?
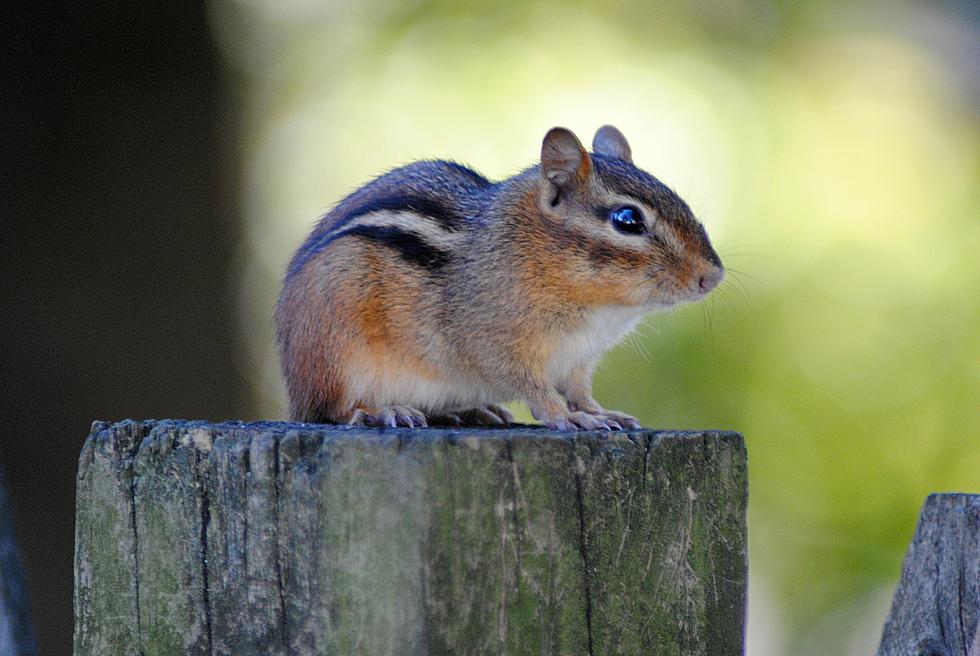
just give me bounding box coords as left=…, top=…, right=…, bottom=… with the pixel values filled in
left=75, top=421, right=747, bottom=656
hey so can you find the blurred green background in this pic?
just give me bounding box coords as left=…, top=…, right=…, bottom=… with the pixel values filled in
left=1, top=2, right=976, bottom=653
left=212, top=1, right=979, bottom=653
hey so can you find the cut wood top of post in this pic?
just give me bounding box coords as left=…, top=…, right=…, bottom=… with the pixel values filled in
left=83, top=418, right=745, bottom=455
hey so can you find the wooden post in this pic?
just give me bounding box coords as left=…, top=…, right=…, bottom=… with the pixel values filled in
left=877, top=493, right=980, bottom=656
left=0, top=465, right=37, bottom=656
left=74, top=420, right=747, bottom=656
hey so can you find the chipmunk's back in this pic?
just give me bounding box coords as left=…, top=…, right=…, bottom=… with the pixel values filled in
left=285, top=160, right=494, bottom=281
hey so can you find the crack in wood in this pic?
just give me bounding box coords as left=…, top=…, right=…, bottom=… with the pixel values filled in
left=270, top=435, right=289, bottom=650
left=197, top=449, right=214, bottom=656
left=128, top=469, right=142, bottom=648
left=571, top=440, right=595, bottom=656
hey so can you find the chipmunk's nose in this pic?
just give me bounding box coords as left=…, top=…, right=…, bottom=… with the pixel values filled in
left=698, top=266, right=725, bottom=293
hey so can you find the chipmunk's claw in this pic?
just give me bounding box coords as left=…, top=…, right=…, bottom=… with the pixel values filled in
left=457, top=405, right=515, bottom=426
left=428, top=413, right=464, bottom=427
left=565, top=403, right=641, bottom=431
left=428, top=405, right=514, bottom=427
left=544, top=410, right=637, bottom=431
left=544, top=411, right=611, bottom=431
left=348, top=406, right=428, bottom=429
left=601, top=411, right=641, bottom=430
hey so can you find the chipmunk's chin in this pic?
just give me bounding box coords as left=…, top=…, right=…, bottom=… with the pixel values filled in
left=643, top=291, right=710, bottom=311
left=641, top=299, right=680, bottom=313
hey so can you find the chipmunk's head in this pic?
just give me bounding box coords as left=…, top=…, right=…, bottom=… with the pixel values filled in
left=537, top=125, right=723, bottom=309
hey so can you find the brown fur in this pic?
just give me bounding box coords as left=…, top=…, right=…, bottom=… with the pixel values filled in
left=275, top=126, right=724, bottom=429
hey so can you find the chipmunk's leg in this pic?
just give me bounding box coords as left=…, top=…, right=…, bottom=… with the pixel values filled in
left=347, top=405, right=429, bottom=429
left=463, top=332, right=619, bottom=430
left=564, top=363, right=641, bottom=430
left=517, top=367, right=625, bottom=431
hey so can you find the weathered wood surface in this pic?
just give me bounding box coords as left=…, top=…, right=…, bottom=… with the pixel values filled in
left=74, top=420, right=747, bottom=656
left=877, top=493, right=980, bottom=656
left=0, top=464, right=37, bottom=656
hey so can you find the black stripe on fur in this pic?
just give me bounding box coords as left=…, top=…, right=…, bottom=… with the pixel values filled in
left=334, top=225, right=452, bottom=272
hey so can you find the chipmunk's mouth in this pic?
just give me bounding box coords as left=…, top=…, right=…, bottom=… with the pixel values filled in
left=641, top=262, right=723, bottom=307
left=644, top=285, right=716, bottom=309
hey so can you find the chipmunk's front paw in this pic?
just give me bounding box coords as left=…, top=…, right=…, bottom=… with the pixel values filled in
left=544, top=411, right=625, bottom=431
left=348, top=406, right=428, bottom=428
left=597, top=410, right=641, bottom=430
left=565, top=402, right=640, bottom=430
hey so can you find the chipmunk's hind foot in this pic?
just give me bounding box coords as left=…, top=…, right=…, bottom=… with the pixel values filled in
left=430, top=404, right=515, bottom=427
left=348, top=405, right=428, bottom=428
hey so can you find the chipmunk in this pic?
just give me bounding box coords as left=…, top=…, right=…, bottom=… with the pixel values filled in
left=276, top=125, right=724, bottom=430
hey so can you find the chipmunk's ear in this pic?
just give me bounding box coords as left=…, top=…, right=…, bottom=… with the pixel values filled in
left=541, top=127, right=590, bottom=207
left=592, top=124, right=632, bottom=163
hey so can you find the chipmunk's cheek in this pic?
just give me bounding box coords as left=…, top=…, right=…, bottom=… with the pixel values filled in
left=606, top=274, right=647, bottom=307
left=666, top=261, right=696, bottom=298
left=638, top=269, right=676, bottom=306
left=622, top=281, right=652, bottom=306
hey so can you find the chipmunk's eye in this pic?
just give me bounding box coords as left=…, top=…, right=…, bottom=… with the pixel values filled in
left=609, top=205, right=645, bottom=235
